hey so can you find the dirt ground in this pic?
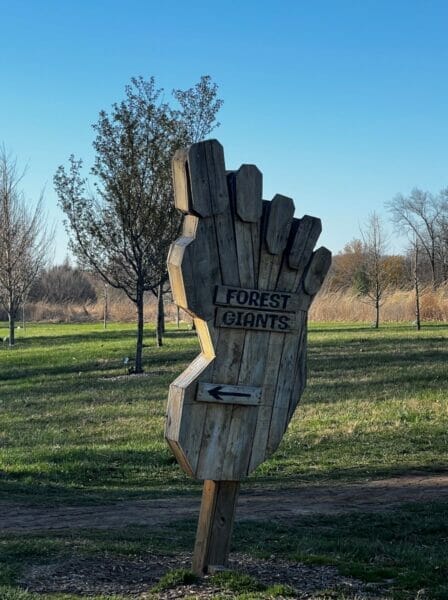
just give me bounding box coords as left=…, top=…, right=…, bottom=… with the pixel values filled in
left=3, top=473, right=447, bottom=599
left=2, top=473, right=447, bottom=533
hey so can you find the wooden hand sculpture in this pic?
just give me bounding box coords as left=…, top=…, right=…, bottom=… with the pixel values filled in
left=165, top=139, right=331, bottom=573
left=166, top=139, right=330, bottom=479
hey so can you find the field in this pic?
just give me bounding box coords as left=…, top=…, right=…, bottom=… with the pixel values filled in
left=0, top=321, right=447, bottom=599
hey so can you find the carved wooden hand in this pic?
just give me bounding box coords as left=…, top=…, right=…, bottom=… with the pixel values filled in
left=166, top=139, right=331, bottom=481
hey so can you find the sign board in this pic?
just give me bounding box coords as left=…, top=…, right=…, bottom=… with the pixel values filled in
left=165, top=139, right=331, bottom=574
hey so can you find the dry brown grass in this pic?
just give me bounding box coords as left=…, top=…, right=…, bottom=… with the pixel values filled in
left=24, top=296, right=193, bottom=325
left=310, top=285, right=448, bottom=323
left=20, top=286, right=448, bottom=324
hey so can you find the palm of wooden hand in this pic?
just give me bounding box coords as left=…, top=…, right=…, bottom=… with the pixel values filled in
left=166, top=140, right=331, bottom=481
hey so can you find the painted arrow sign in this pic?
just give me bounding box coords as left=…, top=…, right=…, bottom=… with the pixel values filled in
left=197, top=382, right=262, bottom=406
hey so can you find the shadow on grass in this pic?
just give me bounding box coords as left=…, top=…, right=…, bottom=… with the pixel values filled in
left=1, top=503, right=447, bottom=598
left=0, top=346, right=197, bottom=385
left=11, top=328, right=196, bottom=348
left=309, top=322, right=448, bottom=334
left=249, top=463, right=448, bottom=487
left=1, top=441, right=445, bottom=506
left=0, top=447, right=199, bottom=505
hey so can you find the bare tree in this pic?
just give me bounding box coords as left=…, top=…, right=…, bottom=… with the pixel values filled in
left=411, top=236, right=421, bottom=330
left=0, top=148, right=52, bottom=346
left=54, top=75, right=223, bottom=372
left=359, top=212, right=389, bottom=328
left=435, top=188, right=448, bottom=282
left=386, top=189, right=445, bottom=288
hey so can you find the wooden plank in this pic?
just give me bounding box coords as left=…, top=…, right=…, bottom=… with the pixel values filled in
left=234, top=165, right=263, bottom=222
left=172, top=147, right=191, bottom=213
left=221, top=403, right=257, bottom=479
left=289, top=216, right=322, bottom=270
left=167, top=351, right=212, bottom=477
left=246, top=197, right=294, bottom=469
left=168, top=215, right=220, bottom=321
left=192, top=480, right=240, bottom=574
left=197, top=382, right=261, bottom=406
left=192, top=480, right=218, bottom=575
left=193, top=149, right=246, bottom=481
left=277, top=215, right=322, bottom=291
left=288, top=321, right=308, bottom=422
left=265, top=194, right=295, bottom=255
left=234, top=218, right=255, bottom=288
left=215, top=284, right=305, bottom=312
left=248, top=332, right=285, bottom=471
left=231, top=167, right=261, bottom=282
left=215, top=307, right=297, bottom=332
left=196, top=404, right=234, bottom=480
left=216, top=168, right=263, bottom=481
left=178, top=403, right=208, bottom=477
left=186, top=140, right=228, bottom=217
left=303, top=247, right=332, bottom=295
left=258, top=196, right=295, bottom=290
left=247, top=193, right=298, bottom=469
left=267, top=315, right=307, bottom=455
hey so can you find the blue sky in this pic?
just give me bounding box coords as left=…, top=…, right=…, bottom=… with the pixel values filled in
left=1, top=0, right=447, bottom=262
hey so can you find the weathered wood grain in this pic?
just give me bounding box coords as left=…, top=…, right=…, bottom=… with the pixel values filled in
left=265, top=194, right=295, bottom=255
left=192, top=480, right=240, bottom=574
left=187, top=140, right=228, bottom=216
left=277, top=216, right=320, bottom=290
left=303, top=246, right=332, bottom=295
left=220, top=166, right=263, bottom=480
left=172, top=147, right=191, bottom=213
left=246, top=193, right=297, bottom=471
left=234, top=165, right=263, bottom=223
left=267, top=311, right=308, bottom=454
left=289, top=216, right=322, bottom=270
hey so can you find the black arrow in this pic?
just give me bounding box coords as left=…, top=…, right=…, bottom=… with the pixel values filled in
left=208, top=385, right=252, bottom=401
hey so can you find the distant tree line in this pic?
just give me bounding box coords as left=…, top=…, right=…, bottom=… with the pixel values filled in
left=28, top=260, right=97, bottom=304
left=327, top=190, right=448, bottom=295
left=324, top=190, right=448, bottom=328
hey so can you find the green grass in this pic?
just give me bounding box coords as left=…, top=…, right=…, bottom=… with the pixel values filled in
left=0, top=320, right=447, bottom=598
left=150, top=568, right=198, bottom=592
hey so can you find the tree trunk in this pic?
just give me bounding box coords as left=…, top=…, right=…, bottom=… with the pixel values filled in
left=135, top=289, right=144, bottom=374
left=103, top=284, right=108, bottom=330
left=156, top=282, right=164, bottom=347
left=176, top=305, right=180, bottom=329
left=414, top=244, right=421, bottom=331
left=430, top=254, right=437, bottom=289
left=8, top=311, right=15, bottom=347
left=375, top=297, right=380, bottom=329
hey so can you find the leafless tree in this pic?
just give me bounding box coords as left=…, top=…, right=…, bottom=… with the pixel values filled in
left=386, top=188, right=446, bottom=288
left=410, top=236, right=422, bottom=330
left=0, top=148, right=52, bottom=345
left=360, top=212, right=389, bottom=328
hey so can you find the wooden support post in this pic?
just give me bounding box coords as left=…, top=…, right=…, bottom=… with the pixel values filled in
left=192, top=480, right=240, bottom=575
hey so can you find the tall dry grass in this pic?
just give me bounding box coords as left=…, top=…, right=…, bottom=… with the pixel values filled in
left=20, top=286, right=448, bottom=324
left=310, top=286, right=448, bottom=323
left=23, top=295, right=193, bottom=325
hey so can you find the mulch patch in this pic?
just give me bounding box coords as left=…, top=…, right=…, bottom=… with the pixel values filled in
left=21, top=552, right=388, bottom=598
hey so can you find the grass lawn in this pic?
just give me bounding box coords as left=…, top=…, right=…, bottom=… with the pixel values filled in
left=0, top=320, right=447, bottom=599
